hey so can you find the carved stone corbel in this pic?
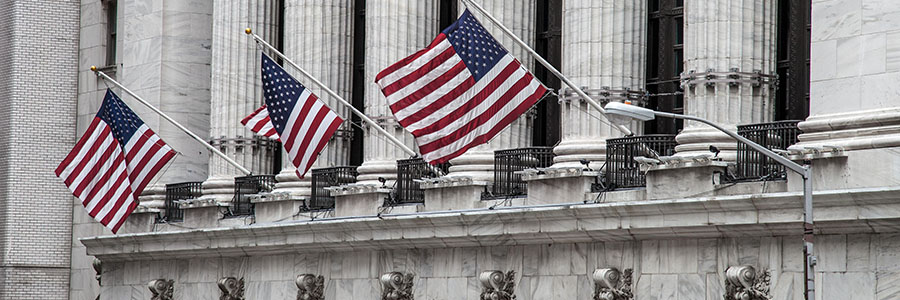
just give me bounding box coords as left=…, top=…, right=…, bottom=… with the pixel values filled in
left=380, top=271, right=415, bottom=300
left=592, top=268, right=633, bottom=300
left=724, top=265, right=770, bottom=300
left=92, top=258, right=103, bottom=285
left=296, top=274, right=325, bottom=300
left=148, top=279, right=174, bottom=300
left=218, top=277, right=245, bottom=300
left=479, top=270, right=516, bottom=300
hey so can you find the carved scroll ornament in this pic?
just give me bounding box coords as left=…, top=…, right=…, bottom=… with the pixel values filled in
left=148, top=279, right=174, bottom=300
left=724, top=266, right=770, bottom=300
left=593, top=268, right=633, bottom=300
left=479, top=270, right=516, bottom=300
left=381, top=272, right=415, bottom=300
left=296, top=274, right=325, bottom=300
left=218, top=277, right=245, bottom=300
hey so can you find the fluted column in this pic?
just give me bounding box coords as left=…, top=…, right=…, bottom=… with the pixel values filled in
left=357, top=0, right=438, bottom=185
left=676, top=0, right=777, bottom=160
left=445, top=0, right=537, bottom=181
left=271, top=0, right=354, bottom=198
left=202, top=0, right=281, bottom=203
left=552, top=0, right=646, bottom=168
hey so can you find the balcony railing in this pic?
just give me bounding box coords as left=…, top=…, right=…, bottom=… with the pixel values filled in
left=736, top=120, right=802, bottom=181
left=489, top=147, right=555, bottom=198
left=603, top=135, right=677, bottom=190
left=231, top=175, right=276, bottom=216
left=163, top=181, right=202, bottom=222
left=308, top=166, right=358, bottom=211
left=391, top=158, right=451, bottom=205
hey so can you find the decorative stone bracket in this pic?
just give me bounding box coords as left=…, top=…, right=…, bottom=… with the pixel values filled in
left=92, top=257, right=102, bottom=285
left=724, top=265, right=770, bottom=300
left=296, top=274, right=325, bottom=300
left=380, top=272, right=415, bottom=300
left=218, top=277, right=245, bottom=300
left=148, top=279, right=174, bottom=300
left=592, top=268, right=633, bottom=300
left=480, top=270, right=517, bottom=300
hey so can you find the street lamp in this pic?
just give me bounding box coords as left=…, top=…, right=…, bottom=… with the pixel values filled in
left=604, top=102, right=816, bottom=300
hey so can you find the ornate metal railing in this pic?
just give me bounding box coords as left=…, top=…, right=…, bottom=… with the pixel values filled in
left=391, top=158, right=451, bottom=205
left=231, top=175, right=276, bottom=216
left=603, top=135, right=677, bottom=190
left=489, top=147, right=555, bottom=198
left=736, top=120, right=802, bottom=181
left=163, top=181, right=202, bottom=222
left=308, top=166, right=358, bottom=211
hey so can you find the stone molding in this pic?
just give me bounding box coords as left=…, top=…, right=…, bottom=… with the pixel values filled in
left=592, top=268, right=633, bottom=300
left=148, top=279, right=174, bottom=300
left=296, top=274, right=325, bottom=300
left=520, top=167, right=599, bottom=181
left=218, top=277, right=245, bottom=300
left=326, top=184, right=392, bottom=196
left=380, top=272, right=414, bottom=300
left=479, top=270, right=516, bottom=300
left=793, top=107, right=900, bottom=151
left=82, top=186, right=900, bottom=261
left=419, top=176, right=489, bottom=189
left=723, top=265, right=770, bottom=300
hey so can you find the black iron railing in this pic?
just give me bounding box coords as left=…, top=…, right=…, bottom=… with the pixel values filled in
left=231, top=175, right=276, bottom=216
left=391, top=158, right=451, bottom=205
left=603, top=135, right=677, bottom=190
left=489, top=147, right=555, bottom=198
left=736, top=120, right=802, bottom=181
left=308, top=166, right=358, bottom=211
left=163, top=182, right=202, bottom=222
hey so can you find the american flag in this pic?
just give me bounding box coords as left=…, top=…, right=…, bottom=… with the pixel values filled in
left=56, top=89, right=176, bottom=233
left=375, top=9, right=547, bottom=164
left=241, top=104, right=280, bottom=140
left=261, top=53, right=343, bottom=178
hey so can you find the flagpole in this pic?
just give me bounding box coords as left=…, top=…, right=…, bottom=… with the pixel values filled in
left=91, top=66, right=253, bottom=176
left=460, top=0, right=633, bottom=136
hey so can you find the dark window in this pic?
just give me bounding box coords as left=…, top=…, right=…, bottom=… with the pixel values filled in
left=775, top=0, right=811, bottom=121
left=532, top=0, right=562, bottom=146
left=439, top=0, right=458, bottom=29
left=349, top=0, right=366, bottom=166
left=104, top=0, right=117, bottom=66
left=645, top=0, right=684, bottom=134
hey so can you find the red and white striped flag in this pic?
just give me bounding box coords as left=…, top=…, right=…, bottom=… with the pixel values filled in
left=56, top=89, right=176, bottom=233
left=241, top=104, right=280, bottom=140
left=375, top=9, right=547, bottom=164
left=260, top=54, right=343, bottom=178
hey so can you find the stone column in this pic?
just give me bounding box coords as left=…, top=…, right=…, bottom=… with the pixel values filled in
left=270, top=0, right=354, bottom=199
left=356, top=0, right=438, bottom=185
left=551, top=0, right=647, bottom=168
left=445, top=0, right=537, bottom=181
left=201, top=0, right=281, bottom=203
left=676, top=0, right=777, bottom=160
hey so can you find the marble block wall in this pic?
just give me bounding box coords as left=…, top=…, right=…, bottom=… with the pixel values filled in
left=95, top=233, right=900, bottom=300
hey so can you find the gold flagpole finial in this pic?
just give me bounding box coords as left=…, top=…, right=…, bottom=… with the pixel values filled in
left=90, top=65, right=97, bottom=72
left=245, top=28, right=252, bottom=35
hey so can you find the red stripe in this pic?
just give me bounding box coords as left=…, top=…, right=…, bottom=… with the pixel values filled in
left=251, top=116, right=271, bottom=132
left=397, top=77, right=475, bottom=127
left=64, top=125, right=112, bottom=187
left=97, top=172, right=133, bottom=226
left=111, top=200, right=139, bottom=233
left=72, top=136, right=120, bottom=196
left=242, top=105, right=267, bottom=126
left=127, top=139, right=165, bottom=183
left=389, top=60, right=467, bottom=113
left=133, top=149, right=176, bottom=197
left=56, top=118, right=101, bottom=176
left=429, top=85, right=547, bottom=164
left=82, top=152, right=126, bottom=208
left=282, top=93, right=319, bottom=151
left=296, top=116, right=343, bottom=179
left=89, top=164, right=128, bottom=216
left=380, top=46, right=457, bottom=97
left=419, top=72, right=541, bottom=154
left=411, top=61, right=520, bottom=137
left=290, top=107, right=332, bottom=167
left=375, top=34, right=448, bottom=82
left=124, top=130, right=151, bottom=163
left=264, top=127, right=279, bottom=138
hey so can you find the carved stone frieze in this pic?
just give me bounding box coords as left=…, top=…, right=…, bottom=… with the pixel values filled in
left=381, top=272, right=415, bottom=300
left=148, top=279, right=174, bottom=300
left=479, top=270, right=516, bottom=300
left=724, top=265, right=770, bottom=300
left=296, top=274, right=325, bottom=300
left=592, top=268, right=633, bottom=300
left=218, top=277, right=245, bottom=300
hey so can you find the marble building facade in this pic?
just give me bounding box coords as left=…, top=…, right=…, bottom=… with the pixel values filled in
left=3, top=0, right=892, bottom=299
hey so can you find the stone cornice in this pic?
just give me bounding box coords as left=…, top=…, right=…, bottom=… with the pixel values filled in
left=82, top=187, right=900, bottom=262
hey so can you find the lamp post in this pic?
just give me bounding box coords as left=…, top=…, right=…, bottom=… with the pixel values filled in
left=604, top=102, right=816, bottom=300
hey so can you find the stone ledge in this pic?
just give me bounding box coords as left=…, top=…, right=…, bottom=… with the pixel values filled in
left=178, top=198, right=221, bottom=209
left=82, top=186, right=900, bottom=262
left=419, top=176, right=489, bottom=189
left=520, top=167, right=599, bottom=181
left=327, top=183, right=391, bottom=196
